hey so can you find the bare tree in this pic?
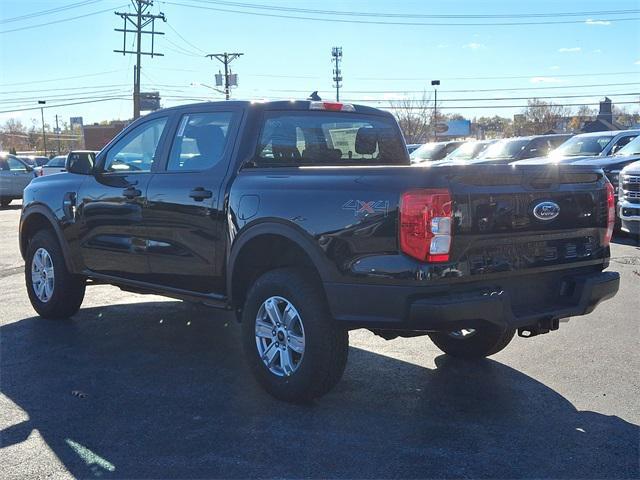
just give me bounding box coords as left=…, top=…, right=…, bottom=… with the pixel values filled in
left=521, top=99, right=571, bottom=135
left=390, top=92, right=432, bottom=144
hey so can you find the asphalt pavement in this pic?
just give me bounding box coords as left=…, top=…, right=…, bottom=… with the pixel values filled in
left=1, top=201, right=639, bottom=479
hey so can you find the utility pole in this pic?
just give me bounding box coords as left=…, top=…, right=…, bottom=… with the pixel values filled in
left=206, top=53, right=243, bottom=100
left=38, top=100, right=47, bottom=156
left=431, top=80, right=440, bottom=141
left=55, top=114, right=61, bottom=154
left=114, top=0, right=165, bottom=119
left=331, top=47, right=342, bottom=101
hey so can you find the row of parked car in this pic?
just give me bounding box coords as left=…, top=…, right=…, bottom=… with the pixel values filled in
left=408, top=129, right=640, bottom=236
left=0, top=151, right=96, bottom=207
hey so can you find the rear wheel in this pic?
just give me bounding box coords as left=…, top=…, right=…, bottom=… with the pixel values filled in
left=25, top=229, right=85, bottom=319
left=241, top=268, right=349, bottom=403
left=429, top=324, right=515, bottom=359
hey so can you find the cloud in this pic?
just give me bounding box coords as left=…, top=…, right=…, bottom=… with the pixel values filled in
left=550, top=65, right=560, bottom=70
left=436, top=44, right=448, bottom=49
left=558, top=47, right=581, bottom=53
left=635, top=59, right=640, bottom=65
left=593, top=49, right=602, bottom=54
left=585, top=19, right=611, bottom=25
left=530, top=77, right=563, bottom=84
left=463, top=42, right=485, bottom=50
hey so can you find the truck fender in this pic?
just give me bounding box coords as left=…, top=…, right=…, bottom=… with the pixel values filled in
left=20, top=204, right=76, bottom=272
left=226, top=220, right=334, bottom=304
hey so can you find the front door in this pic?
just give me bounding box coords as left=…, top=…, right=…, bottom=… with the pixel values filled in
left=76, top=116, right=170, bottom=282
left=145, top=108, right=241, bottom=294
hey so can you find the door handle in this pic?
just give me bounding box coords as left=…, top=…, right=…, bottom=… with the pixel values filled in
left=189, top=187, right=213, bottom=201
left=123, top=186, right=142, bottom=199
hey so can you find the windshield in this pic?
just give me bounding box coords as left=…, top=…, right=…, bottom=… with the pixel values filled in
left=446, top=141, right=488, bottom=161
left=410, top=142, right=446, bottom=161
left=478, top=139, right=529, bottom=160
left=550, top=135, right=613, bottom=157
left=46, top=156, right=66, bottom=167
left=615, top=136, right=640, bottom=156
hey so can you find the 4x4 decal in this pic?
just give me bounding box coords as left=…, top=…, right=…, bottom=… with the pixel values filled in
left=342, top=199, right=389, bottom=217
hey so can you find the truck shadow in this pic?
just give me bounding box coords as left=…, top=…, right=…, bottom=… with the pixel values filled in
left=1, top=301, right=638, bottom=479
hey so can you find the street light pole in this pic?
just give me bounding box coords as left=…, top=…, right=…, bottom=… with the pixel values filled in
left=38, top=100, right=47, bottom=156
left=431, top=80, right=440, bottom=142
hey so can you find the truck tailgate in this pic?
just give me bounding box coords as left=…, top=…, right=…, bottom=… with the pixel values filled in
left=446, top=165, right=609, bottom=276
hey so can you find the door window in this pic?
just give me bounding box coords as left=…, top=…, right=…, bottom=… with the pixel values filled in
left=167, top=112, right=233, bottom=171
left=7, top=157, right=27, bottom=172
left=103, top=117, right=167, bottom=173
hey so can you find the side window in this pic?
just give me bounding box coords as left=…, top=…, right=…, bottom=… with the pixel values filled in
left=611, top=135, right=636, bottom=154
left=103, top=117, right=167, bottom=173
left=167, top=112, right=232, bottom=171
left=7, top=157, right=27, bottom=172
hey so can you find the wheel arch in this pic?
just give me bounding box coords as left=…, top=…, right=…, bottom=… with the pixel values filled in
left=20, top=205, right=75, bottom=272
left=227, top=221, right=333, bottom=312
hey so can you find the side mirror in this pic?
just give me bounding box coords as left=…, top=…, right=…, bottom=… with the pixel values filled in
left=25, top=165, right=34, bottom=172
left=67, top=155, right=95, bottom=175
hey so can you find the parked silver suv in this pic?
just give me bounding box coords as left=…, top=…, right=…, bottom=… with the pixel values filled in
left=619, top=161, right=640, bottom=236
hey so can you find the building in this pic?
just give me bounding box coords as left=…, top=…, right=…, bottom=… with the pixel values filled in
left=82, top=121, right=127, bottom=151
left=581, top=97, right=624, bottom=133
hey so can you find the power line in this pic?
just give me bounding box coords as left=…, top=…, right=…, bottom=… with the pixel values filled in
left=164, top=20, right=207, bottom=54
left=355, top=71, right=640, bottom=82
left=0, top=0, right=103, bottom=24
left=0, top=5, right=127, bottom=34
left=266, top=82, right=640, bottom=94
left=0, top=70, right=127, bottom=87
left=0, top=89, right=132, bottom=105
left=0, top=84, right=130, bottom=95
left=0, top=97, right=132, bottom=114
left=174, top=1, right=640, bottom=20
left=161, top=1, right=640, bottom=26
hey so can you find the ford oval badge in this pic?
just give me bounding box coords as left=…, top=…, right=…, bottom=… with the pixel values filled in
left=533, top=201, right=560, bottom=221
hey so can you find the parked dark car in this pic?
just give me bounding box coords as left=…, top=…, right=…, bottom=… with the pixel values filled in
left=410, top=140, right=464, bottom=163
left=443, top=139, right=496, bottom=162
left=19, top=100, right=619, bottom=402
left=0, top=153, right=35, bottom=207
left=471, top=134, right=572, bottom=164
left=516, top=130, right=640, bottom=166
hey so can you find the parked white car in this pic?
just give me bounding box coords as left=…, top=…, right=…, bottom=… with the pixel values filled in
left=619, top=160, right=640, bottom=236
left=35, top=155, right=67, bottom=177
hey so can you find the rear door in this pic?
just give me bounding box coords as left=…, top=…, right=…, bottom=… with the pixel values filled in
left=76, top=115, right=171, bottom=282
left=144, top=106, right=242, bottom=293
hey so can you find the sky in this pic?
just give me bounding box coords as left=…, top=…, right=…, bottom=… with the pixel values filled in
left=0, top=0, right=639, bottom=130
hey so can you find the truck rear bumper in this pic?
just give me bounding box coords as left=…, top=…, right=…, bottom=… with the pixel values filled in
left=325, top=270, right=619, bottom=332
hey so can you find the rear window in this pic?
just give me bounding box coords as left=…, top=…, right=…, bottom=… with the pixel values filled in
left=252, top=112, right=407, bottom=167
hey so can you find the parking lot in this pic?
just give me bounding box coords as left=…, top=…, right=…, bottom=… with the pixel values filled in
left=0, top=202, right=638, bottom=479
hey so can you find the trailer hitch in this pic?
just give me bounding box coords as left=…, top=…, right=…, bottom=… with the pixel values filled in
left=518, top=317, right=560, bottom=338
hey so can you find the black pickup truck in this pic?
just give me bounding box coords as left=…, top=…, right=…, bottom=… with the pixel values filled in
left=20, top=100, right=619, bottom=402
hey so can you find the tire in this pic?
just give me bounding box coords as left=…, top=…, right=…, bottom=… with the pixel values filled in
left=429, top=324, right=515, bottom=359
left=25, top=229, right=86, bottom=319
left=0, top=198, right=11, bottom=208
left=241, top=268, right=349, bottom=403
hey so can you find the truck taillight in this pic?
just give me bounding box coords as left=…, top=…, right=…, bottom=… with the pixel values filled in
left=603, top=181, right=615, bottom=247
left=399, top=189, right=452, bottom=262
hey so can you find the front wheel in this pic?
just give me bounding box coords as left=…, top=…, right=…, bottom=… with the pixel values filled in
left=241, top=268, right=349, bottom=403
left=429, top=325, right=515, bottom=359
left=25, top=229, right=86, bottom=319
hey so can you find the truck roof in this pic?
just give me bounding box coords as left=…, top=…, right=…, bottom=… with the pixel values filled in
left=151, top=100, right=393, bottom=117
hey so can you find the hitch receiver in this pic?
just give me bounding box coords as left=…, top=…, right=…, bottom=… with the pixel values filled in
left=518, top=317, right=560, bottom=338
